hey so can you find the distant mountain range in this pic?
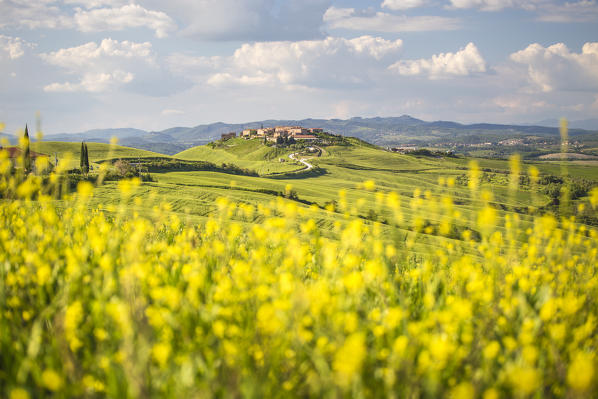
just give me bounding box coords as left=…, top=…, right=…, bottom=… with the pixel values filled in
left=528, top=118, right=598, bottom=131
left=1, top=116, right=597, bottom=155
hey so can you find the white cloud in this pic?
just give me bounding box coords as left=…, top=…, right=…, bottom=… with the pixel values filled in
left=164, top=53, right=223, bottom=83
left=41, top=39, right=154, bottom=69
left=448, top=0, right=542, bottom=11
left=509, top=42, right=598, bottom=92
left=322, top=5, right=356, bottom=21
left=492, top=95, right=549, bottom=113
left=537, top=1, right=598, bottom=23
left=143, top=0, right=330, bottom=41
left=161, top=109, right=184, bottom=116
left=324, top=6, right=461, bottom=32
left=389, top=42, right=486, bottom=79
left=0, top=35, right=35, bottom=59
left=63, top=0, right=128, bottom=8
left=382, top=0, right=427, bottom=10
left=167, top=36, right=403, bottom=88
left=0, top=0, right=73, bottom=29
left=73, top=4, right=177, bottom=38
left=0, top=1, right=177, bottom=37
left=41, top=38, right=154, bottom=93
left=44, top=71, right=134, bottom=92
left=447, top=0, right=598, bottom=20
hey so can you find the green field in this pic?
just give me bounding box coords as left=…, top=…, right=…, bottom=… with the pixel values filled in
left=31, top=136, right=595, bottom=259
left=175, top=138, right=305, bottom=175
left=3, top=136, right=598, bottom=398
left=31, top=141, right=166, bottom=162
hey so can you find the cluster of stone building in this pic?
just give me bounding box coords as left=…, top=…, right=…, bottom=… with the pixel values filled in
left=221, top=126, right=322, bottom=142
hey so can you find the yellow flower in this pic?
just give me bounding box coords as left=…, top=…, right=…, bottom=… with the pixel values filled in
left=508, top=366, right=539, bottom=396
left=509, top=154, right=521, bottom=190
left=477, top=206, right=497, bottom=230
left=590, top=187, right=598, bottom=209
left=41, top=369, right=64, bottom=391
left=528, top=166, right=539, bottom=183
left=522, top=345, right=538, bottom=365
left=392, top=336, right=408, bottom=358
left=567, top=352, right=594, bottom=392
left=94, top=328, right=108, bottom=341
left=450, top=382, right=475, bottom=399
left=118, top=178, right=141, bottom=197
left=9, top=388, right=29, bottom=399
left=257, top=303, right=284, bottom=334
left=77, top=181, right=94, bottom=199
left=212, top=320, right=226, bottom=338
left=152, top=342, right=172, bottom=368
left=468, top=160, right=480, bottom=191
left=540, top=298, right=557, bottom=321
left=65, top=301, right=84, bottom=351
left=284, top=183, right=293, bottom=196
left=483, top=341, right=500, bottom=361
left=333, top=333, right=366, bottom=389
left=482, top=388, right=499, bottom=399
left=36, top=265, right=51, bottom=286
left=363, top=180, right=376, bottom=191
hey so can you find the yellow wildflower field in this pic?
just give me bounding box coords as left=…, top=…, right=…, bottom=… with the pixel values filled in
left=1, top=149, right=597, bottom=398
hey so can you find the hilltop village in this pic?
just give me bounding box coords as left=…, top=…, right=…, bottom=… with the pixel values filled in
left=221, top=126, right=322, bottom=143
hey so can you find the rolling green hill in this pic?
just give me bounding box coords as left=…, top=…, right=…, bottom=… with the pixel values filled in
left=175, top=138, right=304, bottom=175
left=18, top=135, right=594, bottom=257
left=66, top=135, right=595, bottom=259
left=31, top=141, right=167, bottom=162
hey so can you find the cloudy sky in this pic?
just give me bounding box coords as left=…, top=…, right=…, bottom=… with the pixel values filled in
left=1, top=0, right=597, bottom=134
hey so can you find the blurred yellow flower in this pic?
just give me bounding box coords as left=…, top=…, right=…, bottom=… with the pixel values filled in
left=41, top=369, right=63, bottom=391
left=333, top=333, right=366, bottom=388
left=9, top=389, right=29, bottom=399
left=567, top=352, right=594, bottom=392
left=152, top=342, right=172, bottom=368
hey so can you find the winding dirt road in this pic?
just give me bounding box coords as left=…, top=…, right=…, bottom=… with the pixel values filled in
left=288, top=152, right=314, bottom=170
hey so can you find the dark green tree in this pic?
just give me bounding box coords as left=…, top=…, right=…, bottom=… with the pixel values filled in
left=80, top=142, right=85, bottom=170
left=80, top=142, right=89, bottom=174
left=23, top=124, right=31, bottom=172
left=85, top=143, right=90, bottom=172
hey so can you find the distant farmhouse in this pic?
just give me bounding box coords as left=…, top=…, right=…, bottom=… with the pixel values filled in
left=1, top=146, right=48, bottom=163
left=221, top=132, right=236, bottom=141
left=390, top=146, right=417, bottom=154
left=240, top=126, right=320, bottom=142
left=0, top=146, right=50, bottom=171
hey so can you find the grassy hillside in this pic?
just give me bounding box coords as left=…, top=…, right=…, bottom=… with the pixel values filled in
left=175, top=138, right=304, bottom=175
left=3, top=155, right=597, bottom=398
left=15, top=137, right=597, bottom=254
left=74, top=138, right=597, bottom=259
left=31, top=141, right=167, bottom=162
left=2, top=135, right=598, bottom=398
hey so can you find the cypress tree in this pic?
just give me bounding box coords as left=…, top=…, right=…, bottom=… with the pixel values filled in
left=79, top=142, right=85, bottom=171
left=81, top=142, right=89, bottom=174
left=80, top=142, right=85, bottom=170
left=23, top=124, right=31, bottom=172
left=84, top=143, right=90, bottom=173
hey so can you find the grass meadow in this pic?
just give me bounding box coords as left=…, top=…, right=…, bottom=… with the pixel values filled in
left=1, top=134, right=597, bottom=398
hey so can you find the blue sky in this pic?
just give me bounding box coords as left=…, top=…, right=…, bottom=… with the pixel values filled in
left=0, top=0, right=597, bottom=134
